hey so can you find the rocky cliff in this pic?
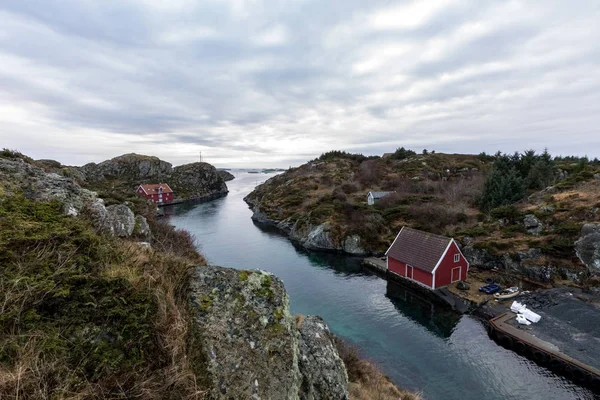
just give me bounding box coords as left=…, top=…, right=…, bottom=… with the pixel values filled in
left=189, top=266, right=349, bottom=399
left=74, top=153, right=228, bottom=201
left=217, top=170, right=235, bottom=181
left=0, top=150, right=357, bottom=399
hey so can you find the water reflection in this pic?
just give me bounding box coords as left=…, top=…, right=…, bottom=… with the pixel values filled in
left=386, top=280, right=461, bottom=338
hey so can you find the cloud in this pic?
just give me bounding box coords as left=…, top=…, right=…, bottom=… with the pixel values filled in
left=0, top=0, right=599, bottom=168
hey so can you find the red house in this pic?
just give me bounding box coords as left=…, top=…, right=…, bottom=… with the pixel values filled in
left=386, top=227, right=469, bottom=290
left=137, top=183, right=174, bottom=204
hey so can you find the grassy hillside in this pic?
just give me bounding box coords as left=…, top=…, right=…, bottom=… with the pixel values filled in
left=247, top=150, right=600, bottom=281
left=0, top=192, right=208, bottom=398
left=247, top=151, right=494, bottom=252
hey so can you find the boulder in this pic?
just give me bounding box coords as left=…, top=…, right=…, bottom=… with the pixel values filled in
left=188, top=266, right=350, bottom=399
left=523, top=214, right=543, bottom=235
left=342, top=235, right=366, bottom=255
left=303, top=224, right=336, bottom=251
left=105, top=204, right=136, bottom=237
left=576, top=223, right=600, bottom=273
left=456, top=281, right=470, bottom=291
left=462, top=246, right=502, bottom=269
left=134, top=215, right=151, bottom=240
left=297, top=316, right=349, bottom=400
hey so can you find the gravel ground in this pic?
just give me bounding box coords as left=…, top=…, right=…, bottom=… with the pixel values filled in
left=508, top=288, right=600, bottom=370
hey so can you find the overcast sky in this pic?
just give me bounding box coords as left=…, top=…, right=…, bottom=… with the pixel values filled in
left=1, top=0, right=599, bottom=167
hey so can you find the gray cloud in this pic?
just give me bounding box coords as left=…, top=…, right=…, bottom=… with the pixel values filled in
left=0, top=0, right=599, bottom=167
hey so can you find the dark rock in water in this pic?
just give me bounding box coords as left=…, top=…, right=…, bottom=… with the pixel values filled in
left=456, top=281, right=470, bottom=291
left=188, top=266, right=349, bottom=400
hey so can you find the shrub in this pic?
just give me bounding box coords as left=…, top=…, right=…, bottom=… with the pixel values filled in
left=0, top=148, right=33, bottom=163
left=387, top=147, right=416, bottom=161
left=490, top=205, right=521, bottom=222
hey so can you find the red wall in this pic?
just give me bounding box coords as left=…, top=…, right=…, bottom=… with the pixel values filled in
left=387, top=241, right=469, bottom=289
left=433, top=242, right=468, bottom=288
left=137, top=187, right=173, bottom=203
left=388, top=257, right=433, bottom=288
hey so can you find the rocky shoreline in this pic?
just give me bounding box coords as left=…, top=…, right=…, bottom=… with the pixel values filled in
left=244, top=196, right=371, bottom=256
left=1, top=150, right=418, bottom=399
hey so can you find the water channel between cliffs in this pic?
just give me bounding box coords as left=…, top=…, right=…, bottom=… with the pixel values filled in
left=167, top=171, right=595, bottom=400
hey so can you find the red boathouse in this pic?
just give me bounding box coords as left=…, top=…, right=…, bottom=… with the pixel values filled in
left=386, top=227, right=469, bottom=289
left=137, top=183, right=174, bottom=204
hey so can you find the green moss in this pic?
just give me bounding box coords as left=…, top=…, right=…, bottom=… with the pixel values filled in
left=273, top=307, right=284, bottom=321
left=255, top=274, right=274, bottom=300
left=239, top=270, right=251, bottom=281
left=198, top=295, right=213, bottom=311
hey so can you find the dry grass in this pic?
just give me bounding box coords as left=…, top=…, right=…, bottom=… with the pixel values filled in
left=334, top=338, right=422, bottom=400
left=0, top=196, right=208, bottom=400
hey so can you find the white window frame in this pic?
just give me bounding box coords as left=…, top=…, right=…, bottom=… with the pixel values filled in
left=406, top=264, right=414, bottom=280
left=454, top=253, right=460, bottom=263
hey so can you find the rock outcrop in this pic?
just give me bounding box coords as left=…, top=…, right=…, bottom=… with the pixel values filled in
left=171, top=162, right=228, bottom=199
left=77, top=153, right=228, bottom=201
left=80, top=153, right=172, bottom=182
left=0, top=157, right=96, bottom=216
left=189, top=266, right=349, bottom=400
left=217, top=170, right=235, bottom=181
left=523, top=214, right=543, bottom=235
left=0, top=156, right=151, bottom=240
left=576, top=223, right=600, bottom=273
left=245, top=198, right=369, bottom=256
left=297, top=316, right=349, bottom=400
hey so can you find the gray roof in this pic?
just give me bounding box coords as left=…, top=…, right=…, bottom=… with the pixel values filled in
left=369, top=191, right=394, bottom=199
left=386, top=227, right=452, bottom=273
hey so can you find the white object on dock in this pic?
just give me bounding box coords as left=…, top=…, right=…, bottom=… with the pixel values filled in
left=516, top=314, right=532, bottom=325
left=510, top=301, right=541, bottom=323
left=522, top=309, right=541, bottom=323
left=511, top=301, right=525, bottom=313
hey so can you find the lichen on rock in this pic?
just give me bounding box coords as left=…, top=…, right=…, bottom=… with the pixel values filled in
left=188, top=266, right=349, bottom=400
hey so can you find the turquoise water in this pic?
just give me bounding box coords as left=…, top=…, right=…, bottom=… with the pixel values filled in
left=167, top=171, right=595, bottom=400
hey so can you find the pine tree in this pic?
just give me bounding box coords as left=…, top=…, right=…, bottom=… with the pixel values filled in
left=480, top=167, right=526, bottom=212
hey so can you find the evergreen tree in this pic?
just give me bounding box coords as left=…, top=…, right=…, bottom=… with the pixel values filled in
left=526, top=149, right=557, bottom=189
left=479, top=167, right=526, bottom=212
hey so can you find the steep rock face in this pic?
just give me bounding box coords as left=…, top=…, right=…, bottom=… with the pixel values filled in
left=297, top=316, right=349, bottom=400
left=576, top=223, right=600, bottom=273
left=171, top=162, right=228, bottom=199
left=245, top=197, right=369, bottom=256
left=77, top=153, right=228, bottom=202
left=188, top=266, right=349, bottom=400
left=217, top=170, right=235, bottom=181
left=81, top=153, right=172, bottom=182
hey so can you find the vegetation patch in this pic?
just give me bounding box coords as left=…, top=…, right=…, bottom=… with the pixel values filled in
left=0, top=195, right=206, bottom=399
